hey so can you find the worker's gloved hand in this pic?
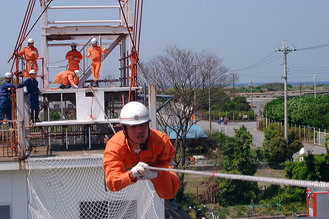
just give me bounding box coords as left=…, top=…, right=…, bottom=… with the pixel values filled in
left=72, top=84, right=78, bottom=89
left=74, top=57, right=77, bottom=60
left=33, top=51, right=37, bottom=55
left=7, top=88, right=12, bottom=91
left=131, top=162, right=149, bottom=178
left=137, top=170, right=158, bottom=180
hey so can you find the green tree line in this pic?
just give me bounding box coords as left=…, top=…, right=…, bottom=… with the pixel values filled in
left=264, top=94, right=329, bottom=130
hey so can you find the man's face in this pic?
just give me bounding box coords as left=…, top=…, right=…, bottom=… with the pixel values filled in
left=71, top=45, right=77, bottom=50
left=125, top=123, right=149, bottom=144
left=92, top=43, right=97, bottom=47
left=28, top=43, right=34, bottom=48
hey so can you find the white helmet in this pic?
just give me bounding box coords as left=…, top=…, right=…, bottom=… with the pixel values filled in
left=4, top=72, right=12, bottom=79
left=27, top=38, right=34, bottom=44
left=29, top=69, right=37, bottom=74
left=71, top=42, right=77, bottom=46
left=74, top=70, right=80, bottom=77
left=91, top=38, right=97, bottom=44
left=120, top=101, right=151, bottom=126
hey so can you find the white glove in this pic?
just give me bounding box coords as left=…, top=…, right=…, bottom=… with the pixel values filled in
left=131, top=162, right=149, bottom=178
left=137, top=170, right=158, bottom=180
left=8, top=88, right=12, bottom=91
left=72, top=84, right=78, bottom=89
left=74, top=57, right=77, bottom=60
left=33, top=51, right=37, bottom=55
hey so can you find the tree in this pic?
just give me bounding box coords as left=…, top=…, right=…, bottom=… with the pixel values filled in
left=141, top=46, right=229, bottom=167
left=262, top=124, right=303, bottom=163
left=219, top=126, right=258, bottom=175
left=211, top=126, right=260, bottom=206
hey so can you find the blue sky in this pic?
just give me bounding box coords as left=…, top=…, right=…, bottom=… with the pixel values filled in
left=1, top=0, right=329, bottom=84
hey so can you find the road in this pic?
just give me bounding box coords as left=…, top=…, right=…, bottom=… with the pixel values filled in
left=198, top=120, right=327, bottom=155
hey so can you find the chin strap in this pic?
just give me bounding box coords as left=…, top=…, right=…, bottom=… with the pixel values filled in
left=139, top=126, right=149, bottom=151
left=123, top=124, right=150, bottom=151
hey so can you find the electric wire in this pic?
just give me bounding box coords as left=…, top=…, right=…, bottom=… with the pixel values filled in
left=297, top=43, right=329, bottom=51
left=231, top=52, right=281, bottom=72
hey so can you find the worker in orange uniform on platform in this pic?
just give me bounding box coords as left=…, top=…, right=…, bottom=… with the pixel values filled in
left=54, top=70, right=80, bottom=89
left=86, top=38, right=109, bottom=87
left=65, top=42, right=82, bottom=71
left=15, top=38, right=39, bottom=78
left=103, top=102, right=181, bottom=199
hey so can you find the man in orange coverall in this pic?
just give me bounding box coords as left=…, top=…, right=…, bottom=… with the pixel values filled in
left=103, top=101, right=180, bottom=199
left=16, top=38, right=39, bottom=78
left=54, top=70, right=80, bottom=89
left=86, top=37, right=109, bottom=86
left=65, top=42, right=82, bottom=71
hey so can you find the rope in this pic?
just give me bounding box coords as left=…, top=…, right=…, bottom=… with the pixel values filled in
left=88, top=88, right=116, bottom=134
left=147, top=166, right=329, bottom=189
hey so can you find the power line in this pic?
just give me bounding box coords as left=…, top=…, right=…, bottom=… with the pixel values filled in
left=231, top=42, right=329, bottom=73
left=297, top=43, right=329, bottom=51
left=231, top=52, right=281, bottom=71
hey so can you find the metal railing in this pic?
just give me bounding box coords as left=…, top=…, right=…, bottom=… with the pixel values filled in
left=0, top=122, right=19, bottom=158
left=257, top=119, right=329, bottom=146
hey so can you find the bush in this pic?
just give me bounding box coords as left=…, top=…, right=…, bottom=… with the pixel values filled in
left=262, top=125, right=303, bottom=163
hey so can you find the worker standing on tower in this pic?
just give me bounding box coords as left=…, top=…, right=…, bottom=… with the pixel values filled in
left=55, top=70, right=79, bottom=89
left=17, top=70, right=40, bottom=123
left=0, top=72, right=16, bottom=126
left=86, top=38, right=109, bottom=87
left=65, top=42, right=82, bottom=72
left=15, top=38, right=39, bottom=78
left=103, top=101, right=181, bottom=199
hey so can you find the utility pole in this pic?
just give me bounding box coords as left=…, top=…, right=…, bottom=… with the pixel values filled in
left=314, top=74, right=317, bottom=98
left=250, top=81, right=253, bottom=108
left=230, top=73, right=238, bottom=99
left=298, top=83, right=303, bottom=97
left=208, top=71, right=212, bottom=134
left=275, top=40, right=295, bottom=143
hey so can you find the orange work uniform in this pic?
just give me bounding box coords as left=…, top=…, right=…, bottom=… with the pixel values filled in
left=65, top=50, right=82, bottom=71
left=103, top=129, right=181, bottom=199
left=86, top=46, right=109, bottom=81
left=54, top=70, right=79, bottom=86
left=16, top=46, right=39, bottom=78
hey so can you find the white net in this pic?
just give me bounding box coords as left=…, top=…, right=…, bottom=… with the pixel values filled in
left=26, top=154, right=164, bottom=219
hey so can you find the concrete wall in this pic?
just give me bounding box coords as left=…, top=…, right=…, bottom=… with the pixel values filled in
left=0, top=169, right=30, bottom=219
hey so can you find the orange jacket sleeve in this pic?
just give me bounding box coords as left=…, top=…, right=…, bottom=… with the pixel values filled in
left=101, top=47, right=109, bottom=54
left=103, top=132, right=137, bottom=192
left=148, top=131, right=181, bottom=199
left=16, top=47, right=26, bottom=57
left=86, top=48, right=91, bottom=58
